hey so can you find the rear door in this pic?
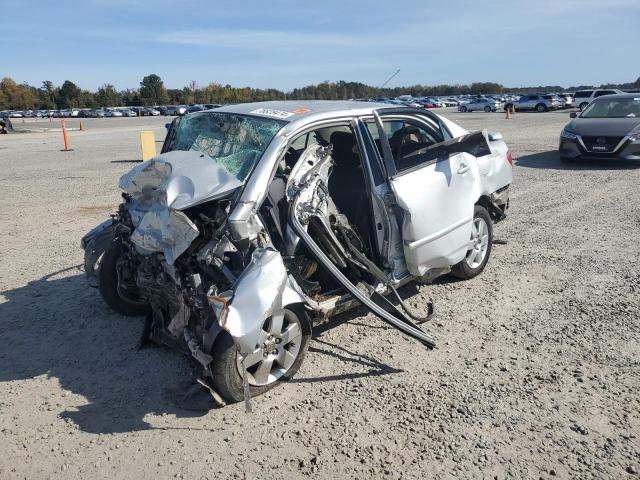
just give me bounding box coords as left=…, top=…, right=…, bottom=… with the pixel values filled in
left=515, top=96, right=526, bottom=109
left=367, top=108, right=488, bottom=276
left=524, top=95, right=538, bottom=109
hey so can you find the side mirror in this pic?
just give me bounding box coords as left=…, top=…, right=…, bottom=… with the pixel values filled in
left=488, top=131, right=503, bottom=141
left=569, top=112, right=578, bottom=118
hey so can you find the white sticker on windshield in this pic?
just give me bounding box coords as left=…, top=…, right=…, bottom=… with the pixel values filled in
left=250, top=108, right=294, bottom=119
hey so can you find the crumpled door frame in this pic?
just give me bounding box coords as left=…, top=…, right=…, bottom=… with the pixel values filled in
left=287, top=145, right=435, bottom=348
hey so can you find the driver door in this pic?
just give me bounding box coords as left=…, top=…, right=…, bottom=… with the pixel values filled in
left=369, top=109, right=483, bottom=277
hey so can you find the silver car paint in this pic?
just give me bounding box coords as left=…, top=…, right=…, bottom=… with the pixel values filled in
left=286, top=144, right=436, bottom=347
left=84, top=100, right=511, bottom=365
left=390, top=151, right=480, bottom=275
left=119, top=151, right=243, bottom=210
left=219, top=248, right=304, bottom=357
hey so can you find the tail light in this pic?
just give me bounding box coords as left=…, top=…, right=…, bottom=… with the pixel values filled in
left=506, top=150, right=513, bottom=166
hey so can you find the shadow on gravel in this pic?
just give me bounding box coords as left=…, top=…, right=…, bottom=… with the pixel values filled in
left=0, top=266, right=208, bottom=434
left=515, top=150, right=640, bottom=170
left=299, top=331, right=403, bottom=384
left=110, top=159, right=143, bottom=164
left=0, top=266, right=408, bottom=432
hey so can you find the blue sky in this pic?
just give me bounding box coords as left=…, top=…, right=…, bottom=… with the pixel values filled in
left=2, top=0, right=639, bottom=91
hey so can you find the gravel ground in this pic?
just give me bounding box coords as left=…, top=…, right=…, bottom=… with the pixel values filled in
left=1, top=109, right=639, bottom=479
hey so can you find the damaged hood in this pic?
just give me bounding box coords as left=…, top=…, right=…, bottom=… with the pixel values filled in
left=119, top=150, right=243, bottom=210
left=119, top=151, right=243, bottom=265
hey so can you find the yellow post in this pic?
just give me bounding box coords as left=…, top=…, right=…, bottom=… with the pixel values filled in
left=140, top=131, right=157, bottom=161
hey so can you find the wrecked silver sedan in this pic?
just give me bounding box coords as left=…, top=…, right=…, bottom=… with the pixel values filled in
left=82, top=101, right=512, bottom=405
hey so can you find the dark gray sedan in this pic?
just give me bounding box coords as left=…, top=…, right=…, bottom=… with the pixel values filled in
left=559, top=93, right=640, bottom=162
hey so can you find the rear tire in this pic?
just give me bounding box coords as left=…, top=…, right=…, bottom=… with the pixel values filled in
left=98, top=239, right=149, bottom=316
left=210, top=306, right=311, bottom=403
left=451, top=206, right=493, bottom=280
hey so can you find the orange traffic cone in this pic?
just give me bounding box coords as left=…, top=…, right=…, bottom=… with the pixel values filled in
left=79, top=122, right=85, bottom=131
left=60, top=118, right=73, bottom=152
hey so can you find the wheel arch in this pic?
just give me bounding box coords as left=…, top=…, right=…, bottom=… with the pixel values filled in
left=475, top=195, right=505, bottom=222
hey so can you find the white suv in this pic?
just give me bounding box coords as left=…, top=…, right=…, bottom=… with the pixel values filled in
left=573, top=89, right=623, bottom=111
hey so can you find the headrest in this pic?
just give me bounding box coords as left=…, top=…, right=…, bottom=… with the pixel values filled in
left=329, top=131, right=355, bottom=153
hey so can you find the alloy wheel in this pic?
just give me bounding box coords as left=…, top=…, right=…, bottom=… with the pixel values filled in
left=465, top=217, right=490, bottom=269
left=236, top=311, right=303, bottom=386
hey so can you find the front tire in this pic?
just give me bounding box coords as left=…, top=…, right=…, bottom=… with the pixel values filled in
left=484, top=106, right=492, bottom=112
left=210, top=306, right=311, bottom=403
left=451, top=206, right=493, bottom=280
left=536, top=103, right=547, bottom=113
left=98, top=239, right=149, bottom=316
left=459, top=106, right=468, bottom=112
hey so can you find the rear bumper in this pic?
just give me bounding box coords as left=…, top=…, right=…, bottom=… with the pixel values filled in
left=489, top=185, right=510, bottom=222
left=559, top=136, right=640, bottom=161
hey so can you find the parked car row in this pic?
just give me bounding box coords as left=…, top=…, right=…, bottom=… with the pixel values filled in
left=1, top=104, right=223, bottom=119
left=1, top=91, right=631, bottom=120
left=362, top=90, right=633, bottom=115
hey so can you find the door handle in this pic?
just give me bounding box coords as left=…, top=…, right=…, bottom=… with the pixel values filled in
left=457, top=163, right=470, bottom=174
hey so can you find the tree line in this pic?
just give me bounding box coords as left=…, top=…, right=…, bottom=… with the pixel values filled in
left=1, top=74, right=639, bottom=111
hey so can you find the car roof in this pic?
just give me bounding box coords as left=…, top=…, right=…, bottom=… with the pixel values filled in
left=591, top=93, right=640, bottom=100
left=212, top=100, right=394, bottom=128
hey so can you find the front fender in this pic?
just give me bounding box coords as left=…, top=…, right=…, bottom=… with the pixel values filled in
left=220, top=248, right=305, bottom=356
left=80, top=219, right=115, bottom=287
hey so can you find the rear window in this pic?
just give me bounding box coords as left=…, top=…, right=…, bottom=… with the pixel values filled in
left=594, top=90, right=616, bottom=98
left=574, top=91, right=593, bottom=98
left=366, top=118, right=446, bottom=172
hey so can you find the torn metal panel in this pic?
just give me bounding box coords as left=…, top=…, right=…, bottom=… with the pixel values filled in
left=129, top=205, right=199, bottom=265
left=219, top=248, right=304, bottom=356
left=119, top=158, right=172, bottom=197
left=229, top=210, right=268, bottom=243
left=286, top=143, right=334, bottom=201
left=167, top=298, right=190, bottom=337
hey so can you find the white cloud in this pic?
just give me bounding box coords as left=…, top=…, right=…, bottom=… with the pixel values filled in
left=153, top=28, right=402, bottom=50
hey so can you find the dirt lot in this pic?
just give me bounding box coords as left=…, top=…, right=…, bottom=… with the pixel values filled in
left=1, top=109, right=639, bottom=480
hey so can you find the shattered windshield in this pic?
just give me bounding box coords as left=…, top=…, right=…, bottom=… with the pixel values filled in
left=165, top=112, right=284, bottom=180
